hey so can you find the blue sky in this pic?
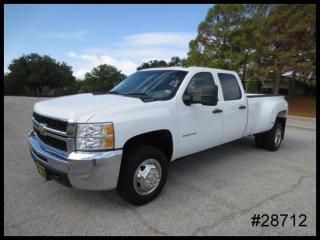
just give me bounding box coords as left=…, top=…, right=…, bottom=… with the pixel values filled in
left=4, top=4, right=212, bottom=78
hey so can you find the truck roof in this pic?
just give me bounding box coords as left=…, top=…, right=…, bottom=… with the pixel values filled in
left=139, top=66, right=238, bottom=75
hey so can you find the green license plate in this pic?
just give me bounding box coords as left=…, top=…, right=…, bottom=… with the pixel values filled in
left=36, top=164, right=47, bottom=179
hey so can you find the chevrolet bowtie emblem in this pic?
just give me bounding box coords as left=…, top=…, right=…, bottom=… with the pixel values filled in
left=38, top=124, right=47, bottom=135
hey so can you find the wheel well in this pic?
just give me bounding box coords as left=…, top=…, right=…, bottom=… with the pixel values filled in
left=277, top=110, right=287, bottom=118
left=276, top=110, right=287, bottom=139
left=123, top=130, right=173, bottom=161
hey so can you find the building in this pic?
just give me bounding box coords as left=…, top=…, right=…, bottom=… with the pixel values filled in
left=244, top=71, right=316, bottom=96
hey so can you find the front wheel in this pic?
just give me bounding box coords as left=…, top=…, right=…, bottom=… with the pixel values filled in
left=117, top=145, right=168, bottom=205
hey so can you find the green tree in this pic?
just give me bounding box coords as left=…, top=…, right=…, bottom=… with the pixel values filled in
left=74, top=80, right=83, bottom=93
left=6, top=53, right=75, bottom=96
left=168, top=56, right=183, bottom=66
left=186, top=4, right=316, bottom=95
left=53, top=79, right=83, bottom=96
left=184, top=4, right=264, bottom=81
left=254, top=4, right=316, bottom=94
left=4, top=73, right=25, bottom=95
left=81, top=64, right=126, bottom=93
left=137, top=57, right=184, bottom=70
left=136, top=60, right=168, bottom=70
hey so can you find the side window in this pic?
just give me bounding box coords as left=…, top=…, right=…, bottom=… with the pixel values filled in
left=218, top=73, right=242, bottom=100
left=185, top=72, right=215, bottom=96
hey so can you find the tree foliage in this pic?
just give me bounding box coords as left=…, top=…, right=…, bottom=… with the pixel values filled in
left=137, top=60, right=168, bottom=71
left=254, top=4, right=316, bottom=94
left=168, top=56, right=183, bottom=66
left=80, top=64, right=126, bottom=93
left=5, top=53, right=75, bottom=96
left=136, top=56, right=183, bottom=70
left=184, top=4, right=262, bottom=80
left=185, top=4, right=316, bottom=94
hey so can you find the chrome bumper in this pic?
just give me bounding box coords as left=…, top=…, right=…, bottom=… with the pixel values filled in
left=28, top=131, right=123, bottom=190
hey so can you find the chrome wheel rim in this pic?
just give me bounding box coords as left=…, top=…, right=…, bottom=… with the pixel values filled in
left=274, top=124, right=282, bottom=146
left=133, top=159, right=162, bottom=196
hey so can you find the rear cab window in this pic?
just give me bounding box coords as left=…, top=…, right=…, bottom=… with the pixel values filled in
left=218, top=73, right=242, bottom=101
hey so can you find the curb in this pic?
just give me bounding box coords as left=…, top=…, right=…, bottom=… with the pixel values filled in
left=286, top=124, right=316, bottom=131
left=287, top=115, right=316, bottom=121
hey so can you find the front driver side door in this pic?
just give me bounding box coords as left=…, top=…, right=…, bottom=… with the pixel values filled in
left=177, top=72, right=224, bottom=157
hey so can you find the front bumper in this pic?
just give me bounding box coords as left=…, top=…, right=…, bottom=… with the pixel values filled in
left=28, top=131, right=123, bottom=190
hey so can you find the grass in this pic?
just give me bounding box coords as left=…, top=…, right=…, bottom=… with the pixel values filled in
left=286, top=96, right=316, bottom=118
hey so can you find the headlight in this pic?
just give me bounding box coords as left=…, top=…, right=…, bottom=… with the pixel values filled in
left=76, top=123, right=114, bottom=150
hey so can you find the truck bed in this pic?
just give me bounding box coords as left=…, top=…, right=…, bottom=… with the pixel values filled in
left=244, top=93, right=287, bottom=136
left=246, top=93, right=284, bottom=98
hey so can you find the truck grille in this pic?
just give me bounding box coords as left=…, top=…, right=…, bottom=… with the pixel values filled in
left=34, top=127, right=67, bottom=152
left=33, top=112, right=68, bottom=132
left=32, top=112, right=74, bottom=153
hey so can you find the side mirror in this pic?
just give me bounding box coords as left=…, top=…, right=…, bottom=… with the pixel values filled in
left=183, top=84, right=218, bottom=106
left=200, top=84, right=218, bottom=106
left=182, top=94, right=192, bottom=106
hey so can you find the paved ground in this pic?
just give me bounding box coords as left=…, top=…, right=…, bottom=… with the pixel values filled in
left=4, top=96, right=316, bottom=236
left=286, top=115, right=316, bottom=131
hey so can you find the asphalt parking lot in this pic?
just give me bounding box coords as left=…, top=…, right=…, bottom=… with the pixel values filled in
left=4, top=96, right=316, bottom=236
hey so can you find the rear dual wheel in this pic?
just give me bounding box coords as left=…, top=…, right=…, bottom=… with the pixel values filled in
left=255, top=121, right=283, bottom=151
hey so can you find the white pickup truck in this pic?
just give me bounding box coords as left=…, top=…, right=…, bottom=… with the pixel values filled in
left=28, top=67, right=288, bottom=205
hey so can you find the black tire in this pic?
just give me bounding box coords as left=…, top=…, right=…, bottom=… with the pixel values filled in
left=264, top=121, right=283, bottom=151
left=254, top=121, right=283, bottom=151
left=117, top=145, right=168, bottom=205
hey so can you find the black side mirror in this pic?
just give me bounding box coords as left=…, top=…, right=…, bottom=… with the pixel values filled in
left=182, top=94, right=192, bottom=106
left=200, top=84, right=218, bottom=106
left=183, top=84, right=218, bottom=106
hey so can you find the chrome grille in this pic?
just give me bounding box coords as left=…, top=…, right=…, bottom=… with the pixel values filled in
left=33, top=112, right=68, bottom=132
left=32, top=112, right=75, bottom=155
left=34, top=126, right=67, bottom=151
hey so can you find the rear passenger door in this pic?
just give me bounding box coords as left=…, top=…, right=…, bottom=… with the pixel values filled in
left=217, top=73, right=248, bottom=143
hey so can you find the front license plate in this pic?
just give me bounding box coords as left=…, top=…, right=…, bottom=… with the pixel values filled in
left=36, top=164, right=47, bottom=179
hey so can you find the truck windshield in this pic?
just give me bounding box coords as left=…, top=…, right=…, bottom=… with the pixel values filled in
left=110, top=70, right=188, bottom=100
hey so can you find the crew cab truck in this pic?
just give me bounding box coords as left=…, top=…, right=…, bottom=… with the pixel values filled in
left=28, top=67, right=288, bottom=205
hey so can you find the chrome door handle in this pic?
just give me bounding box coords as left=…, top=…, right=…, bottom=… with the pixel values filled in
left=212, top=109, right=223, bottom=114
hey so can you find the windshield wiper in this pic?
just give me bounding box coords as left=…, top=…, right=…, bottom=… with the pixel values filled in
left=107, top=90, right=120, bottom=95
left=92, top=90, right=120, bottom=95
left=124, top=92, right=158, bottom=101
left=125, top=92, right=151, bottom=96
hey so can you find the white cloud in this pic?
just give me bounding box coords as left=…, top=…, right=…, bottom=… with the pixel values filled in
left=112, top=32, right=195, bottom=60
left=121, top=32, right=195, bottom=47
left=74, top=69, right=90, bottom=79
left=100, top=55, right=137, bottom=75
left=67, top=32, right=195, bottom=79
left=70, top=53, right=138, bottom=79
left=67, top=51, right=78, bottom=57
left=112, top=47, right=187, bottom=60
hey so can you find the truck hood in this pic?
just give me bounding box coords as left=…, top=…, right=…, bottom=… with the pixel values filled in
left=33, top=93, right=144, bottom=122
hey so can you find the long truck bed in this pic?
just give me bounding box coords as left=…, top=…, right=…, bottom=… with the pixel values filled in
left=244, top=93, right=287, bottom=136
